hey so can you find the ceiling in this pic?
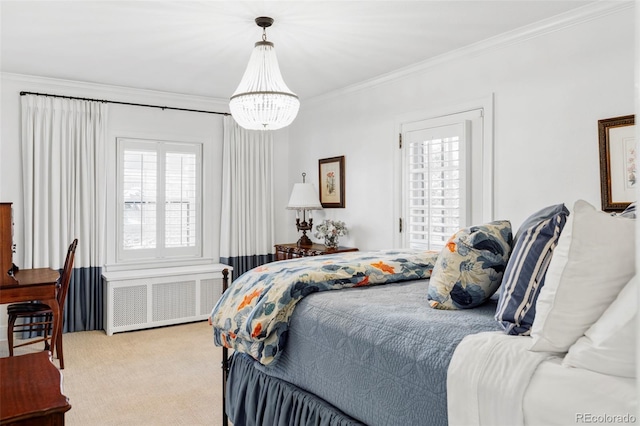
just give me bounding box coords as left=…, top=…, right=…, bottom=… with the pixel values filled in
left=1, top=1, right=597, bottom=101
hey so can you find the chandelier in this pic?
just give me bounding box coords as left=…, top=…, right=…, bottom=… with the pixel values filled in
left=229, top=17, right=300, bottom=131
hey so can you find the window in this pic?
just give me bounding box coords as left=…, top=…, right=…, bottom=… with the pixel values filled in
left=404, top=122, right=469, bottom=250
left=117, top=138, right=201, bottom=262
left=400, top=108, right=487, bottom=251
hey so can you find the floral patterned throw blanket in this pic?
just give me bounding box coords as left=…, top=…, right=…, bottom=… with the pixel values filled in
left=210, top=249, right=438, bottom=365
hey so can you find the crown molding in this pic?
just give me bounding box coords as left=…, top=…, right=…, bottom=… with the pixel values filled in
left=1, top=72, right=230, bottom=111
left=305, top=1, right=633, bottom=107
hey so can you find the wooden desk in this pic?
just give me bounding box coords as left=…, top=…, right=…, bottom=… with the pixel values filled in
left=274, top=243, right=358, bottom=261
left=0, top=268, right=61, bottom=360
left=0, top=351, right=71, bottom=425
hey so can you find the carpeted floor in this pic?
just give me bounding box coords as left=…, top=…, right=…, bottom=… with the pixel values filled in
left=1, top=321, right=225, bottom=426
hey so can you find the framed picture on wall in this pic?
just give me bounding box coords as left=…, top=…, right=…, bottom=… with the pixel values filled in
left=318, top=156, right=345, bottom=208
left=598, top=114, right=635, bottom=211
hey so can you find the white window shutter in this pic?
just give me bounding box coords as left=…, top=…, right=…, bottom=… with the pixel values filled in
left=165, top=151, right=198, bottom=248
left=122, top=149, right=157, bottom=250
left=402, top=111, right=479, bottom=251
left=117, top=138, right=202, bottom=262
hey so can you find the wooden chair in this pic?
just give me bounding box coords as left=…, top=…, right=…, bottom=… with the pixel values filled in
left=7, top=239, right=78, bottom=369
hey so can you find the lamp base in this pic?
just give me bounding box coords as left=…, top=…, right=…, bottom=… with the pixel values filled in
left=296, top=234, right=313, bottom=247
left=295, top=218, right=314, bottom=247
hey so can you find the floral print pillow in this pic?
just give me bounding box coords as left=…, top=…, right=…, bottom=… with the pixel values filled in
left=428, top=220, right=513, bottom=310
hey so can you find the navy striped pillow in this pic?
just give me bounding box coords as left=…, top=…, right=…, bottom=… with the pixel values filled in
left=619, top=202, right=636, bottom=218
left=495, top=204, right=569, bottom=335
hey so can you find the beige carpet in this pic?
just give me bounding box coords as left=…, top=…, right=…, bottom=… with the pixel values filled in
left=1, top=321, right=225, bottom=426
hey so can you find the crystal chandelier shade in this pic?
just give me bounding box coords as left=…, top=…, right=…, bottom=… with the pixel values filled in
left=230, top=18, right=300, bottom=131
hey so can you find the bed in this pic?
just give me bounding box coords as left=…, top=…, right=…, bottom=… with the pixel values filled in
left=226, top=278, right=501, bottom=426
left=212, top=200, right=637, bottom=426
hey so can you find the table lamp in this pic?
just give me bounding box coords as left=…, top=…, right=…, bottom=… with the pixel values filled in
left=286, top=173, right=322, bottom=246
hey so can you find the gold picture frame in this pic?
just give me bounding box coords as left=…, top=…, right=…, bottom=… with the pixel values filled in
left=598, top=114, right=635, bottom=211
left=318, top=156, right=345, bottom=208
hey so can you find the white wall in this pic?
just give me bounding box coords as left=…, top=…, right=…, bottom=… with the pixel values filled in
left=284, top=4, right=635, bottom=251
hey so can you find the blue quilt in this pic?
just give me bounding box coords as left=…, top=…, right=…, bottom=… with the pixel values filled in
left=253, top=280, right=502, bottom=426
left=210, top=249, right=438, bottom=365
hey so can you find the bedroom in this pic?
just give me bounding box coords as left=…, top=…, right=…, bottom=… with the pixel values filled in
left=0, top=0, right=637, bottom=425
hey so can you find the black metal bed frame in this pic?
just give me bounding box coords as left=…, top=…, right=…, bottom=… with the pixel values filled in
left=220, top=269, right=230, bottom=426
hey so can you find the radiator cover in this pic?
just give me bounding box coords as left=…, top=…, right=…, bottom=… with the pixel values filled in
left=103, top=264, right=229, bottom=335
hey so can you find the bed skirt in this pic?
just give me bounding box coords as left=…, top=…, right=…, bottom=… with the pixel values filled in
left=227, top=353, right=364, bottom=426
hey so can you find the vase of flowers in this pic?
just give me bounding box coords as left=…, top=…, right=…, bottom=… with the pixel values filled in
left=314, top=219, right=347, bottom=249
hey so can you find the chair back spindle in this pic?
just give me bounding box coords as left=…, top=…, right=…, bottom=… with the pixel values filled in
left=56, top=239, right=78, bottom=311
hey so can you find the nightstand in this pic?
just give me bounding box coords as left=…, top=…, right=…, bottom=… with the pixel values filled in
left=274, top=243, right=358, bottom=261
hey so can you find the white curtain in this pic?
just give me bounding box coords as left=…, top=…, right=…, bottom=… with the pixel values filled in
left=220, top=116, right=275, bottom=279
left=21, top=94, right=107, bottom=331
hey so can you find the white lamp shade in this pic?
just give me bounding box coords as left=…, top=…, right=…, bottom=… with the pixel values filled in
left=286, top=183, right=322, bottom=210
left=230, top=41, right=300, bottom=131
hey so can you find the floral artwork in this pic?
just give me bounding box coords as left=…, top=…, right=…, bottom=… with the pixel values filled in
left=318, top=156, right=345, bottom=208
left=326, top=171, right=336, bottom=194
left=624, top=140, right=636, bottom=188
left=598, top=115, right=635, bottom=211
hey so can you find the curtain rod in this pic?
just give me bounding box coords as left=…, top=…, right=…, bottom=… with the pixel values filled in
left=20, top=91, right=230, bottom=116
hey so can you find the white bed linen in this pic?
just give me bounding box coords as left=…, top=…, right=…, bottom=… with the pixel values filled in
left=447, top=331, right=552, bottom=426
left=448, top=331, right=637, bottom=426
left=524, top=358, right=637, bottom=426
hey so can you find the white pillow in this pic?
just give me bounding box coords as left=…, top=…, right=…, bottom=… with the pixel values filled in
left=529, top=210, right=573, bottom=348
left=530, top=199, right=636, bottom=353
left=562, top=276, right=637, bottom=377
